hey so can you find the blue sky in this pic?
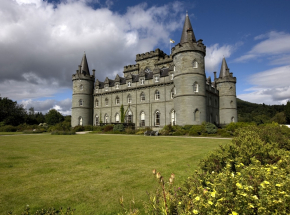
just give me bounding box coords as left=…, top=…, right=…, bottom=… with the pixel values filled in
left=1, top=0, right=290, bottom=115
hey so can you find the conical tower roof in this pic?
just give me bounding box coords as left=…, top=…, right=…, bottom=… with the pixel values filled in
left=219, top=57, right=230, bottom=78
left=80, top=53, right=90, bottom=75
left=180, top=12, right=196, bottom=44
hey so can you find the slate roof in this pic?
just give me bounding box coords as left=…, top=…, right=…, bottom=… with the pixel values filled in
left=180, top=12, right=196, bottom=44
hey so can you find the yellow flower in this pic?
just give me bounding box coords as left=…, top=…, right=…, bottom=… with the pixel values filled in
left=264, top=181, right=270, bottom=185
left=232, top=211, right=238, bottom=215
left=248, top=203, right=254, bottom=208
left=241, top=193, right=247, bottom=197
left=240, top=163, right=244, bottom=166
left=231, top=173, right=235, bottom=177
left=211, top=191, right=216, bottom=197
left=276, top=184, right=281, bottom=187
left=236, top=183, right=243, bottom=189
left=273, top=166, right=278, bottom=169
left=208, top=200, right=213, bottom=205
left=178, top=202, right=181, bottom=205
left=193, top=209, right=199, bottom=214
left=252, top=195, right=258, bottom=200
left=195, top=196, right=200, bottom=201
left=237, top=172, right=241, bottom=176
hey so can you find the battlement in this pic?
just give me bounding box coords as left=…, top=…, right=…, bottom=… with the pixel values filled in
left=155, top=55, right=173, bottom=65
left=136, top=48, right=167, bottom=61
left=72, top=72, right=94, bottom=81
left=124, top=64, right=139, bottom=73
left=171, top=40, right=206, bottom=57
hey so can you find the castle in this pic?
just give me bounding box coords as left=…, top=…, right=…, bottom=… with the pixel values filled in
left=71, top=13, right=237, bottom=128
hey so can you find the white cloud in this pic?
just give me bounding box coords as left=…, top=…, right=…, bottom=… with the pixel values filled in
left=0, top=0, right=185, bottom=113
left=235, top=31, right=290, bottom=63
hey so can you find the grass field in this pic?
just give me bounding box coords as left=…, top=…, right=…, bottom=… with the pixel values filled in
left=0, top=133, right=230, bottom=214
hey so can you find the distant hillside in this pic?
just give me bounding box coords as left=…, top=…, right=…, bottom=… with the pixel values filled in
left=237, top=98, right=285, bottom=123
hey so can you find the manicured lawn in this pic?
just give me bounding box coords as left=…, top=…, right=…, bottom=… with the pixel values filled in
left=0, top=132, right=24, bottom=135
left=0, top=134, right=230, bottom=214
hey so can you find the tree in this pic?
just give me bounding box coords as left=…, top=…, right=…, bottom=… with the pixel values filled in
left=271, top=112, right=286, bottom=124
left=285, top=101, right=290, bottom=124
left=45, top=109, right=64, bottom=125
left=120, top=104, right=125, bottom=123
left=0, top=97, right=26, bottom=126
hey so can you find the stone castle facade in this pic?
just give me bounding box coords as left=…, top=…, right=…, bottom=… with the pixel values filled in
left=71, top=14, right=238, bottom=128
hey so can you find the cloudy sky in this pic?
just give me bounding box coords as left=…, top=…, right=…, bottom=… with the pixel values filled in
left=1, top=0, right=290, bottom=115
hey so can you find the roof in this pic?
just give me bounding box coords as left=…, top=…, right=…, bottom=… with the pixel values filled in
left=80, top=53, right=90, bottom=76
left=180, top=12, right=196, bottom=44
left=219, top=57, right=230, bottom=78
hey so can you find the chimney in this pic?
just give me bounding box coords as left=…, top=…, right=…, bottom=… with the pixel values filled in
left=92, top=69, right=95, bottom=77
left=214, top=71, right=217, bottom=80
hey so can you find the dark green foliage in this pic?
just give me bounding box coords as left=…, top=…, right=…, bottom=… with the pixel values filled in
left=45, top=109, right=64, bottom=125
left=125, top=127, right=135, bottom=134
left=51, top=131, right=76, bottom=135
left=113, top=124, right=124, bottom=132
left=49, top=121, right=71, bottom=132
left=72, top=126, right=85, bottom=132
left=188, top=124, right=205, bottom=136
left=0, top=125, right=17, bottom=132
left=0, top=97, right=26, bottom=126
left=23, top=129, right=43, bottom=134
left=271, top=112, right=286, bottom=124
left=103, top=124, right=114, bottom=132
left=285, top=101, right=290, bottom=123
left=83, top=125, right=93, bottom=131
left=120, top=105, right=125, bottom=123
left=204, top=122, right=217, bottom=134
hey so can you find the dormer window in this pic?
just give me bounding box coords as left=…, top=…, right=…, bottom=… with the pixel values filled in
left=141, top=79, right=144, bottom=85
left=155, top=76, right=159, bottom=82
left=193, top=60, right=198, bottom=68
left=116, top=84, right=119, bottom=89
left=128, top=82, right=131, bottom=87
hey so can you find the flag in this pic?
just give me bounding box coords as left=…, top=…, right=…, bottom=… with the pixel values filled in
left=170, top=39, right=175, bottom=43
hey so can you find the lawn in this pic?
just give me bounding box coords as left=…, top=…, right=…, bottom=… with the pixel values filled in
left=0, top=134, right=230, bottom=214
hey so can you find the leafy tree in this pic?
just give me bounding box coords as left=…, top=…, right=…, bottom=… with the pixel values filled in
left=0, top=97, right=26, bottom=126
left=285, top=101, right=290, bottom=124
left=271, top=112, right=286, bottom=124
left=45, top=109, right=64, bottom=125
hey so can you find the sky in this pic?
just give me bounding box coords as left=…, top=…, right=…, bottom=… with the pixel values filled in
left=1, top=0, right=290, bottom=115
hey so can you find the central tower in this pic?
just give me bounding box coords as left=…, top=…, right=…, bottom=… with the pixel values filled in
left=171, top=13, right=206, bottom=125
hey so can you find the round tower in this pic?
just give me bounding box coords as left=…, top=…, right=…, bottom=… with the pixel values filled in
left=171, top=13, right=207, bottom=125
left=71, top=53, right=95, bottom=127
left=216, top=58, right=237, bottom=125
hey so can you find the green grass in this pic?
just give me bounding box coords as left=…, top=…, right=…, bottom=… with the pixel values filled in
left=0, top=132, right=24, bottom=135
left=0, top=134, right=230, bottom=214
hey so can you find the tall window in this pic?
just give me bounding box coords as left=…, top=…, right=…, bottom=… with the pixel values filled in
left=194, top=109, right=200, bottom=122
left=105, top=86, right=108, bottom=91
left=140, top=79, right=144, bottom=85
left=127, top=94, right=132, bottom=103
left=170, top=88, right=175, bottom=99
left=115, top=113, right=120, bottom=123
left=105, top=98, right=108, bottom=106
left=231, top=117, right=235, bottom=123
left=193, top=82, right=198, bottom=92
left=171, top=73, right=174, bottom=80
left=155, top=111, right=160, bottom=126
left=115, top=96, right=120, bottom=105
left=116, top=84, right=119, bottom=89
left=79, top=117, right=83, bottom=126
left=128, top=82, right=131, bottom=87
left=104, top=114, right=108, bottom=123
left=140, top=112, right=145, bottom=127
left=79, top=99, right=83, bottom=106
left=171, top=110, right=176, bottom=126
left=95, top=115, right=99, bottom=125
left=140, top=92, right=145, bottom=102
left=193, top=60, right=198, bottom=68
left=155, top=90, right=160, bottom=100
left=127, top=111, right=133, bottom=123
left=79, top=84, right=83, bottom=91
left=95, top=99, right=99, bottom=107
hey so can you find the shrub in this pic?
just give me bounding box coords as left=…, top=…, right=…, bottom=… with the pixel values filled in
left=125, top=127, right=135, bottom=134
left=113, top=124, right=125, bottom=132
left=83, top=125, right=93, bottom=131
left=51, top=131, right=76, bottom=135
left=103, top=124, right=114, bottom=132
left=0, top=125, right=17, bottom=132
left=72, top=125, right=85, bottom=132
left=160, top=124, right=175, bottom=135
left=23, top=129, right=43, bottom=134
left=188, top=124, right=205, bottom=136
left=205, top=122, right=217, bottom=134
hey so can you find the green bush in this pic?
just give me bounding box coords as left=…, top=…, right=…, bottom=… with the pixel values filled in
left=83, top=125, right=93, bottom=131
left=23, top=129, right=43, bottom=134
left=103, top=124, right=114, bottom=132
left=188, top=124, right=205, bottom=136
left=160, top=124, right=175, bottom=135
left=72, top=126, right=85, bottom=132
left=0, top=125, right=17, bottom=132
left=113, top=124, right=124, bottom=132
left=51, top=131, right=76, bottom=135
left=125, top=127, right=135, bottom=134
left=205, top=122, right=217, bottom=134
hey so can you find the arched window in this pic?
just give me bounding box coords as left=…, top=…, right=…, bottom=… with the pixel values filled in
left=193, top=82, right=198, bottom=93
left=126, top=111, right=133, bottom=123
left=171, top=110, right=176, bottom=125
left=170, top=87, right=175, bottom=99
left=95, top=99, right=99, bottom=107
left=155, top=76, right=159, bottom=82
left=231, top=117, right=235, bottom=123
left=127, top=94, right=132, bottom=103
left=140, top=111, right=145, bottom=127
left=105, top=98, right=109, bottom=106
left=230, top=100, right=233, bottom=106
left=193, top=60, right=198, bottom=68
left=140, top=92, right=145, bottom=102
left=79, top=117, right=83, bottom=126
left=116, top=84, right=119, bottom=89
left=115, top=113, right=120, bottom=123
left=171, top=73, right=174, bottom=80
left=115, top=96, right=120, bottom=105
left=104, top=114, right=109, bottom=123
left=79, top=99, right=83, bottom=106
left=155, top=90, right=160, bottom=100
left=140, top=79, right=144, bottom=85
left=95, top=115, right=99, bottom=125
left=128, top=82, right=131, bottom=87
left=194, top=109, right=200, bottom=122
left=155, top=111, right=160, bottom=126
left=79, top=84, right=83, bottom=91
